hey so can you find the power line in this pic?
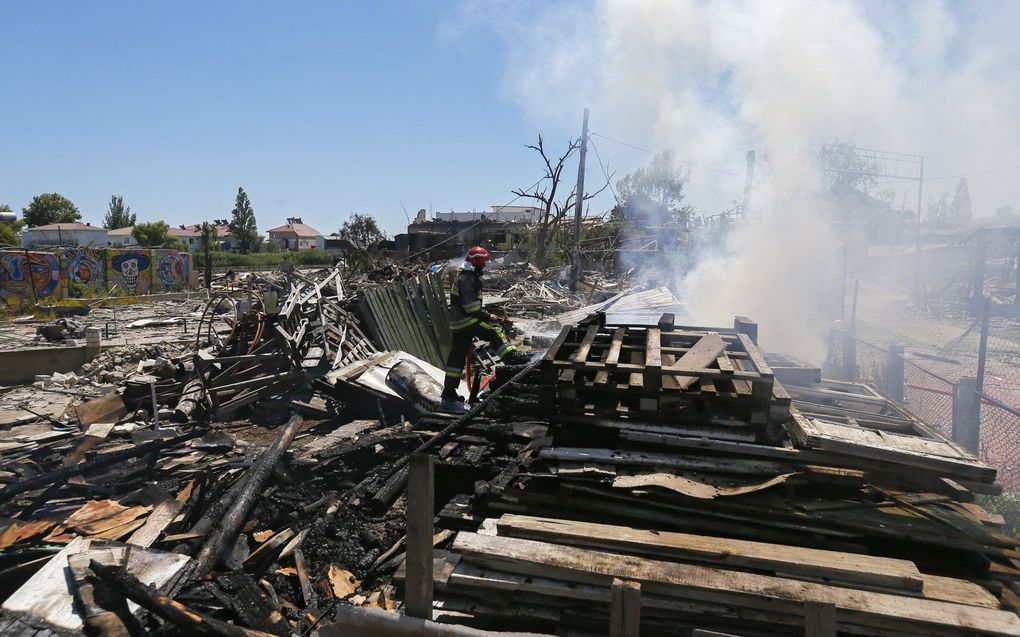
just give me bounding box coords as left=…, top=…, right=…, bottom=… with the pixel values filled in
left=588, top=137, right=619, bottom=204
left=590, top=131, right=743, bottom=177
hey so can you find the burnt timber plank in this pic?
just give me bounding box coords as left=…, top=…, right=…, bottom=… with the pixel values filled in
left=643, top=328, right=661, bottom=392
left=572, top=325, right=601, bottom=365
left=452, top=532, right=1020, bottom=636
left=605, top=327, right=627, bottom=368
left=493, top=515, right=923, bottom=592
left=668, top=334, right=726, bottom=390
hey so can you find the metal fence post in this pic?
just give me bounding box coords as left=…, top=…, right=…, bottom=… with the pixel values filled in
left=885, top=344, right=904, bottom=404
left=842, top=329, right=857, bottom=382
left=952, top=377, right=980, bottom=454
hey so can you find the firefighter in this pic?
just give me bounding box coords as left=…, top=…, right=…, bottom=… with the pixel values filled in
left=442, top=246, right=526, bottom=407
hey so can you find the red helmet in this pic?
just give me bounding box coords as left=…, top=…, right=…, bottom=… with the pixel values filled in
left=467, top=246, right=490, bottom=267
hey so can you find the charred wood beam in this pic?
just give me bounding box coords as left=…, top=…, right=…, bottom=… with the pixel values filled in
left=90, top=561, right=277, bottom=637
left=0, top=429, right=203, bottom=505
left=186, top=414, right=305, bottom=582
left=173, top=377, right=207, bottom=423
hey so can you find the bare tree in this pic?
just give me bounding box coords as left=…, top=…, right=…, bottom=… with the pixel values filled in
left=513, top=135, right=611, bottom=267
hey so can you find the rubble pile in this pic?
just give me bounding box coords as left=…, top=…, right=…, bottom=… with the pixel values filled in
left=0, top=263, right=1019, bottom=636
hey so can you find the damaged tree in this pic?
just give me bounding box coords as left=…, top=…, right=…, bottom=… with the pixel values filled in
left=513, top=135, right=610, bottom=268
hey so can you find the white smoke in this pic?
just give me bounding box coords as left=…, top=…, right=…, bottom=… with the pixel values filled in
left=448, top=0, right=1020, bottom=362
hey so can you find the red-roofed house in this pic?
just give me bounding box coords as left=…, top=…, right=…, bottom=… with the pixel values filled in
left=268, top=218, right=324, bottom=251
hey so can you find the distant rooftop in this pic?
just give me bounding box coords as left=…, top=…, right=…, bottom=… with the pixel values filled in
left=268, top=217, right=322, bottom=237
left=27, top=222, right=102, bottom=231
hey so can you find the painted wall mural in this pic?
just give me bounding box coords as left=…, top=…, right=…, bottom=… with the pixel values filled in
left=0, top=248, right=194, bottom=301
left=155, top=250, right=191, bottom=290
left=109, top=250, right=151, bottom=295
left=62, top=247, right=107, bottom=295
left=0, top=251, right=61, bottom=300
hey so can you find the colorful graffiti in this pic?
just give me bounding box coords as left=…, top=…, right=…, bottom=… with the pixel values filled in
left=1, top=248, right=194, bottom=301
left=63, top=247, right=106, bottom=292
left=156, top=251, right=190, bottom=290
left=0, top=251, right=61, bottom=300
left=110, top=250, right=151, bottom=294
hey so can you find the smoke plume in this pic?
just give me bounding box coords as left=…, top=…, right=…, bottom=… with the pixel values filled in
left=451, top=0, right=1020, bottom=362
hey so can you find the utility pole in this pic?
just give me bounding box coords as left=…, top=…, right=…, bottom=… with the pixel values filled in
left=911, top=157, right=924, bottom=303
left=742, top=150, right=755, bottom=217
left=569, top=108, right=589, bottom=291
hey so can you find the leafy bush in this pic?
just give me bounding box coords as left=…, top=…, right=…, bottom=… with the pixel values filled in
left=194, top=249, right=334, bottom=268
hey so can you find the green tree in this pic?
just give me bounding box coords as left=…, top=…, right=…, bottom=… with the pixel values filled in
left=132, top=221, right=184, bottom=249
left=199, top=221, right=218, bottom=289
left=22, top=193, right=81, bottom=227
left=103, top=195, right=136, bottom=229
left=199, top=221, right=219, bottom=252
left=229, top=187, right=259, bottom=254
left=0, top=205, right=17, bottom=246
left=337, top=212, right=387, bottom=248
left=614, top=150, right=691, bottom=227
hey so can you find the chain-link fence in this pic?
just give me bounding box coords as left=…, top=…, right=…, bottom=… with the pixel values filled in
left=825, top=325, right=1020, bottom=489
left=902, top=359, right=955, bottom=439
left=978, top=392, right=1020, bottom=491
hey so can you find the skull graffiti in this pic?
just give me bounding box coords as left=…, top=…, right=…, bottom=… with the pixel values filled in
left=121, top=258, right=140, bottom=292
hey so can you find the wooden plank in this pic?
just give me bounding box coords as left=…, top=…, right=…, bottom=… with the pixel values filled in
left=805, top=601, right=837, bottom=637
left=544, top=325, right=574, bottom=363
left=668, top=333, right=726, bottom=391
left=127, top=500, right=184, bottom=548
left=74, top=393, right=127, bottom=427
left=669, top=333, right=726, bottom=372
left=494, top=515, right=923, bottom=592
left=610, top=578, right=641, bottom=637
left=62, top=422, right=114, bottom=466
left=716, top=354, right=734, bottom=374
left=572, top=325, right=601, bottom=364
left=294, top=548, right=315, bottom=609
left=405, top=453, right=434, bottom=619
left=787, top=409, right=992, bottom=480
left=452, top=533, right=1020, bottom=636
left=643, top=327, right=661, bottom=392
left=605, top=327, right=627, bottom=368
left=538, top=448, right=791, bottom=476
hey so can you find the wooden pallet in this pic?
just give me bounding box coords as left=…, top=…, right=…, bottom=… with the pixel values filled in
left=542, top=315, right=785, bottom=435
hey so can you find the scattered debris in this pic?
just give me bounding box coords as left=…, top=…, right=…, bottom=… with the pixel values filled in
left=0, top=260, right=1018, bottom=637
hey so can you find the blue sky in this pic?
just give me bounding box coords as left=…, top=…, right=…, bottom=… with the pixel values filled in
left=0, top=1, right=607, bottom=236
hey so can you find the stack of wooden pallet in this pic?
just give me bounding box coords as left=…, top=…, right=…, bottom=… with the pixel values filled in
left=438, top=515, right=1020, bottom=636
left=542, top=314, right=789, bottom=443
left=422, top=315, right=1020, bottom=636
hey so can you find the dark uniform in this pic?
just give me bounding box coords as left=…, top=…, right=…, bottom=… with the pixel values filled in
left=442, top=267, right=516, bottom=397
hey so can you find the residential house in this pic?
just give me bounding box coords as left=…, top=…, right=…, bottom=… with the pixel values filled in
left=21, top=223, right=108, bottom=249
left=268, top=218, right=324, bottom=251
left=169, top=225, right=202, bottom=252
left=107, top=227, right=139, bottom=248
left=175, top=220, right=239, bottom=252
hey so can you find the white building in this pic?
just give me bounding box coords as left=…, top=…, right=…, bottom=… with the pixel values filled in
left=433, top=205, right=543, bottom=223
left=169, top=225, right=202, bottom=252
left=21, top=223, right=108, bottom=249
left=107, top=226, right=139, bottom=248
